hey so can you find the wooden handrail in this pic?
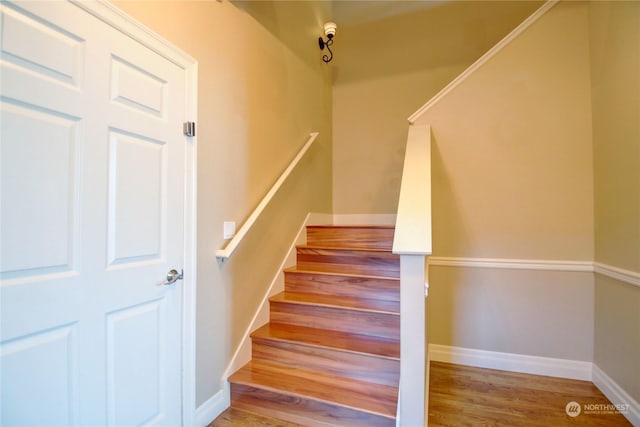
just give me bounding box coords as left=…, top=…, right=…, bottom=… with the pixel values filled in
left=216, top=132, right=319, bottom=261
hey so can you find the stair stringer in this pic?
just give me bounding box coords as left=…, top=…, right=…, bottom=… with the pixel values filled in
left=221, top=212, right=333, bottom=391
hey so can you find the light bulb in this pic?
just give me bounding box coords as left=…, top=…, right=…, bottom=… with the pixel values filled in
left=324, top=22, right=337, bottom=38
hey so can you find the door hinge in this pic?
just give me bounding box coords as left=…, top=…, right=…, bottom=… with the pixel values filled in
left=183, top=121, right=196, bottom=137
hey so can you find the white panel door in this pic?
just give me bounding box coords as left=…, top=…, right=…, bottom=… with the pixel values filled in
left=0, top=1, right=188, bottom=425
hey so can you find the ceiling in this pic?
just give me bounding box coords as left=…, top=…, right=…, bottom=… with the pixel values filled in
left=332, top=0, right=450, bottom=26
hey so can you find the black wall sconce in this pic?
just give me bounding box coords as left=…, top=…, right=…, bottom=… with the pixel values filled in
left=318, top=22, right=337, bottom=63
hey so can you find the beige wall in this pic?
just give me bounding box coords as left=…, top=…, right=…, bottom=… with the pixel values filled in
left=589, top=0, right=640, bottom=403
left=594, top=275, right=640, bottom=402
left=414, top=2, right=595, bottom=360
left=416, top=2, right=594, bottom=261
left=109, top=0, right=639, bottom=413
left=332, top=1, right=542, bottom=214
left=113, top=0, right=333, bottom=406
left=590, top=0, right=640, bottom=273
left=429, top=268, right=594, bottom=361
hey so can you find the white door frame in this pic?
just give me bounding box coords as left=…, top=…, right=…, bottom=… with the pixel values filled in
left=70, top=1, right=198, bottom=425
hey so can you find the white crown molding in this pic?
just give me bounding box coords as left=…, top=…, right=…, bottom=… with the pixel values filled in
left=592, top=364, right=640, bottom=426
left=429, top=344, right=592, bottom=381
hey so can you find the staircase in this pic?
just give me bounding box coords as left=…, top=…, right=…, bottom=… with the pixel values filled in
left=229, top=225, right=400, bottom=426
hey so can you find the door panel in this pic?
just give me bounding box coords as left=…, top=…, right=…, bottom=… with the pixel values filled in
left=1, top=100, right=81, bottom=278
left=108, top=130, right=166, bottom=265
left=106, top=299, right=164, bottom=426
left=0, top=1, right=187, bottom=425
left=0, top=5, right=84, bottom=88
left=1, top=324, right=78, bottom=427
left=110, top=57, right=167, bottom=119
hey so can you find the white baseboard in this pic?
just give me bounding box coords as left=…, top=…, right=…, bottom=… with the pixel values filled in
left=592, top=364, right=640, bottom=426
left=195, top=389, right=226, bottom=427
left=429, top=344, right=592, bottom=381
left=332, top=213, right=396, bottom=225
left=307, top=212, right=335, bottom=226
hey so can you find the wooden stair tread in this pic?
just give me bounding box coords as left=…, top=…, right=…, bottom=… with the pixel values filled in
left=270, top=291, right=399, bottom=314
left=284, top=268, right=400, bottom=303
left=297, top=244, right=392, bottom=252
left=229, top=225, right=399, bottom=424
left=252, top=323, right=400, bottom=360
left=295, top=246, right=400, bottom=278
left=229, top=361, right=398, bottom=419
left=306, top=225, right=395, bottom=229
left=305, top=225, right=395, bottom=250
left=284, top=267, right=399, bottom=281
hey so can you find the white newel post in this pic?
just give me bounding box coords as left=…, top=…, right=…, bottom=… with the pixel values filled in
left=398, top=254, right=427, bottom=426
left=394, top=124, right=431, bottom=426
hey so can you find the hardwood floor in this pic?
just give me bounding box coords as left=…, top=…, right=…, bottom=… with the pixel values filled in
left=210, top=407, right=304, bottom=427
left=429, top=362, right=631, bottom=427
left=210, top=361, right=632, bottom=426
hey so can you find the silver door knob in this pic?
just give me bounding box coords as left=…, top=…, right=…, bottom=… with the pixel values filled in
left=162, top=269, right=183, bottom=286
